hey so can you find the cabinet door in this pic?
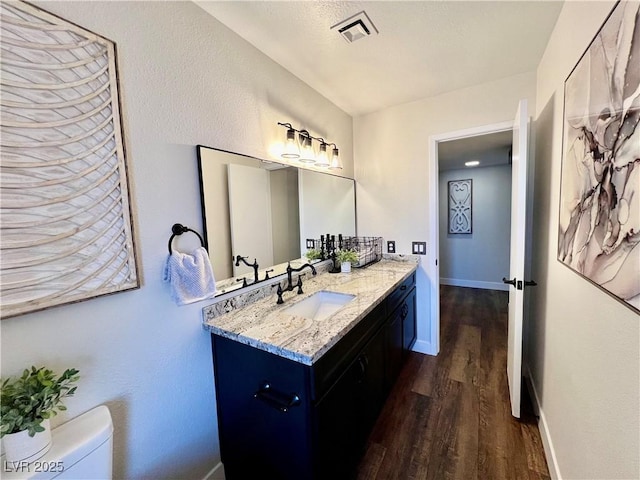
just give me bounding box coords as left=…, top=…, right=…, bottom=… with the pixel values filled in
left=315, top=351, right=363, bottom=478
left=359, top=322, right=387, bottom=433
left=212, top=335, right=312, bottom=480
left=386, top=307, right=404, bottom=391
left=315, top=323, right=387, bottom=478
left=402, top=287, right=417, bottom=352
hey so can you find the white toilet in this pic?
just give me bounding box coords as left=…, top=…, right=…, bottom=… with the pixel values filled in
left=2, top=406, right=114, bottom=480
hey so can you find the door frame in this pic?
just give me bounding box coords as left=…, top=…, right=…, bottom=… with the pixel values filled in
left=427, top=120, right=514, bottom=355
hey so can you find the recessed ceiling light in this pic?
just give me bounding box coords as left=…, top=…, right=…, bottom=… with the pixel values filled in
left=465, top=161, right=480, bottom=167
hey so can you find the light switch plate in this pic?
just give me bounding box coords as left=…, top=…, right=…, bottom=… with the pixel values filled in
left=387, top=241, right=396, bottom=253
left=412, top=241, right=427, bottom=255
left=306, top=239, right=315, bottom=249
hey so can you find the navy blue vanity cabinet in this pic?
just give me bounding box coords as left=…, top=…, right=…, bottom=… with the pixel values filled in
left=210, top=271, right=417, bottom=480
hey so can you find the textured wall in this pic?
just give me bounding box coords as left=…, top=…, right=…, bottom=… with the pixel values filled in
left=0, top=2, right=352, bottom=478
left=529, top=1, right=639, bottom=478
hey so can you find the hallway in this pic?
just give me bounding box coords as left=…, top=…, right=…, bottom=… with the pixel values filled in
left=357, top=286, right=550, bottom=479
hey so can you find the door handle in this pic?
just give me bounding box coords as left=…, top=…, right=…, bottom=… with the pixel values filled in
left=524, top=280, right=537, bottom=287
left=502, top=277, right=516, bottom=287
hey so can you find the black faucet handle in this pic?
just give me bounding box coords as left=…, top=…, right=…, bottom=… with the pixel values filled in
left=264, top=269, right=274, bottom=280
left=296, top=274, right=306, bottom=294
left=276, top=284, right=284, bottom=304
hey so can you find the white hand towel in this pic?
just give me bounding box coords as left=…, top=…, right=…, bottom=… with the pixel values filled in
left=163, top=247, right=216, bottom=305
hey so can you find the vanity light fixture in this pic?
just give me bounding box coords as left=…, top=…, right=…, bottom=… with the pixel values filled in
left=278, top=122, right=341, bottom=170
left=465, top=160, right=480, bottom=167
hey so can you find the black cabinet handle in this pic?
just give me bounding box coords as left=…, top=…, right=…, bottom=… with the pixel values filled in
left=400, top=285, right=407, bottom=291
left=254, top=382, right=300, bottom=413
left=357, top=354, right=369, bottom=383
left=401, top=303, right=409, bottom=319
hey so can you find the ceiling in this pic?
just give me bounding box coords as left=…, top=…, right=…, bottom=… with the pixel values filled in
left=438, top=130, right=512, bottom=171
left=196, top=1, right=563, bottom=117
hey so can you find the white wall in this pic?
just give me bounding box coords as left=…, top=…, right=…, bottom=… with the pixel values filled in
left=0, top=2, right=352, bottom=479
left=439, top=163, right=511, bottom=290
left=529, top=2, right=639, bottom=478
left=354, top=71, right=536, bottom=351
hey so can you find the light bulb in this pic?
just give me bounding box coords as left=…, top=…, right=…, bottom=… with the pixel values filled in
left=328, top=147, right=342, bottom=170
left=299, top=133, right=316, bottom=163
left=316, top=142, right=330, bottom=167
left=281, top=128, right=300, bottom=159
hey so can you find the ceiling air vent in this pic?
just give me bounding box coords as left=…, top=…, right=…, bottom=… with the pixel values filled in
left=331, top=11, right=378, bottom=43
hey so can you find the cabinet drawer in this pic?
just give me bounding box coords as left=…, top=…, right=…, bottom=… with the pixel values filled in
left=386, top=272, right=416, bottom=313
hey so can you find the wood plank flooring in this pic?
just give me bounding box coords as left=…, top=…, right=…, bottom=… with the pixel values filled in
left=357, top=286, right=550, bottom=480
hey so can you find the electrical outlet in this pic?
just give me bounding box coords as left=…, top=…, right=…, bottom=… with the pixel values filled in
left=387, top=240, right=396, bottom=253
left=412, top=241, right=427, bottom=255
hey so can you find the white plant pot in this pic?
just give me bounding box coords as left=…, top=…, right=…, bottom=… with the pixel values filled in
left=341, top=262, right=352, bottom=273
left=2, top=419, right=52, bottom=464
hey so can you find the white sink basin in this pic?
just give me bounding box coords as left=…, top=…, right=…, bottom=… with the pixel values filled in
left=283, top=291, right=356, bottom=321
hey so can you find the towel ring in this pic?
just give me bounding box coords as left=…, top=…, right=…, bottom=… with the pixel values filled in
left=168, top=223, right=205, bottom=255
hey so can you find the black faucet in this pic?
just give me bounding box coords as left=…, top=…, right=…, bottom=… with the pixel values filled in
left=234, top=255, right=259, bottom=284
left=276, top=263, right=317, bottom=304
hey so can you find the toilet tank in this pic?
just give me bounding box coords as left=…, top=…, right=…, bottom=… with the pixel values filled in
left=2, top=405, right=114, bottom=480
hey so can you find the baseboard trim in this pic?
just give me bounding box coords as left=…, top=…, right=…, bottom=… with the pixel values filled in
left=412, top=339, right=437, bottom=356
left=440, top=278, right=508, bottom=291
left=202, top=462, right=225, bottom=480
left=525, top=364, right=561, bottom=480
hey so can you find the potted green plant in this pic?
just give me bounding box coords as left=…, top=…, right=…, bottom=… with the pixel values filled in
left=1, top=366, right=79, bottom=463
left=336, top=249, right=359, bottom=273
left=305, top=248, right=322, bottom=262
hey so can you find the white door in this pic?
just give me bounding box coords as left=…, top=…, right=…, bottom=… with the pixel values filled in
left=505, top=99, right=530, bottom=418
left=228, top=164, right=274, bottom=278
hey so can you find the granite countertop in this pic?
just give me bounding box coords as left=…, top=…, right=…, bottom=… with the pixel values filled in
left=203, top=257, right=419, bottom=366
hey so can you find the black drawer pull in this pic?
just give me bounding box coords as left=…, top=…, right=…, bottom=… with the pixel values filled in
left=400, top=285, right=407, bottom=290
left=357, top=354, right=369, bottom=383
left=254, top=382, right=300, bottom=413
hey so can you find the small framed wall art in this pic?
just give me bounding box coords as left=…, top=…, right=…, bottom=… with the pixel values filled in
left=448, top=179, right=472, bottom=234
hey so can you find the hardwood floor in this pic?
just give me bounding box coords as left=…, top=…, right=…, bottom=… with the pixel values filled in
left=357, top=286, right=550, bottom=480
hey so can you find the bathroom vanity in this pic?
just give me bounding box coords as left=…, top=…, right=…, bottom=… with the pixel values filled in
left=204, top=258, right=418, bottom=479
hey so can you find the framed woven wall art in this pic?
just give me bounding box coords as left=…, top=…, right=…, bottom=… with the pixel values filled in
left=558, top=1, right=639, bottom=314
left=448, top=179, right=472, bottom=234
left=0, top=1, right=139, bottom=319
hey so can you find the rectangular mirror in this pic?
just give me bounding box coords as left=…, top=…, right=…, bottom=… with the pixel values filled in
left=197, top=146, right=356, bottom=296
